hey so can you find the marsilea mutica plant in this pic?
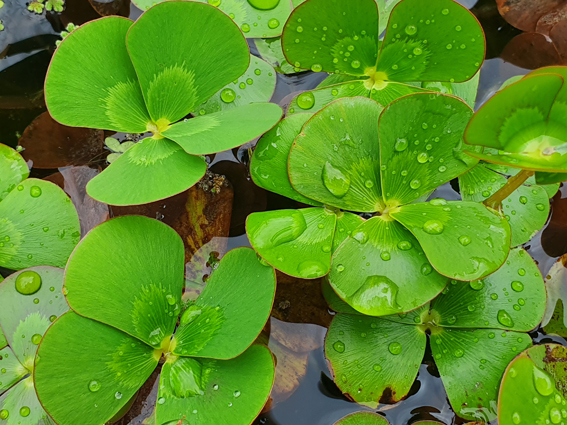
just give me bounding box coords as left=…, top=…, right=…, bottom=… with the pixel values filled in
left=248, top=92, right=513, bottom=317
left=46, top=0, right=282, bottom=206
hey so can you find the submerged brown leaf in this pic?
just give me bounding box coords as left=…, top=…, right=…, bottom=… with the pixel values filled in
left=501, top=32, right=563, bottom=68
left=88, top=0, right=130, bottom=17
left=542, top=193, right=567, bottom=258
left=496, top=0, right=566, bottom=33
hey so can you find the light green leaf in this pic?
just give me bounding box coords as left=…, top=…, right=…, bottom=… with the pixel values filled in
left=377, top=0, right=485, bottom=83
left=288, top=97, right=385, bottom=212
left=332, top=212, right=364, bottom=252
left=325, top=313, right=426, bottom=407
left=34, top=312, right=158, bottom=425
left=64, top=216, right=184, bottom=348
left=46, top=17, right=151, bottom=133
left=390, top=201, right=511, bottom=281
left=379, top=93, right=476, bottom=206
left=251, top=113, right=321, bottom=205
left=431, top=328, right=531, bottom=422
left=173, top=248, right=275, bottom=359
left=163, top=103, right=282, bottom=155
left=254, top=37, right=296, bottom=75
left=459, top=163, right=550, bottom=247
left=287, top=81, right=370, bottom=116
left=368, top=81, right=430, bottom=107
left=334, top=411, right=390, bottom=425
left=542, top=255, right=567, bottom=331
left=126, top=1, right=249, bottom=124
left=498, top=344, right=567, bottom=425
left=246, top=208, right=336, bottom=278
left=422, top=72, right=481, bottom=109
left=282, top=0, right=380, bottom=75
left=431, top=248, right=545, bottom=331
left=86, top=138, right=207, bottom=206
left=155, top=345, right=274, bottom=425
left=0, top=378, right=55, bottom=425
left=0, top=144, right=28, bottom=202
left=329, top=217, right=448, bottom=316
left=0, top=346, right=25, bottom=394
left=0, top=179, right=80, bottom=270
left=0, top=267, right=68, bottom=365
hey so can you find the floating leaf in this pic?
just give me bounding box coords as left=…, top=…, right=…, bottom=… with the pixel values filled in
left=542, top=254, right=567, bottom=331
left=334, top=411, right=390, bottom=425
left=254, top=37, right=296, bottom=74
left=0, top=144, right=28, bottom=202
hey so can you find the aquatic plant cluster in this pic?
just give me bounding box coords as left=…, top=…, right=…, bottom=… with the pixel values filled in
left=0, top=0, right=567, bottom=424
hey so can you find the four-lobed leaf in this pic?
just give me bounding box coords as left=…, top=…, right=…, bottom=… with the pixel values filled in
left=34, top=216, right=276, bottom=425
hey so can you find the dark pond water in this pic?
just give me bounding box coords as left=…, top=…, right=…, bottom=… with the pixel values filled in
left=1, top=0, right=566, bottom=424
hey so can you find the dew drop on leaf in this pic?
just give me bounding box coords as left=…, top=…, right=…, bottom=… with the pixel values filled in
left=550, top=407, right=562, bottom=424
left=454, top=348, right=464, bottom=358
left=15, top=271, right=42, bottom=295
left=512, top=412, right=521, bottom=424
left=511, top=281, right=524, bottom=292
left=89, top=380, right=101, bottom=392
left=423, top=220, right=444, bottom=235
left=410, top=179, right=421, bottom=189
left=19, top=407, right=30, bottom=417
left=536, top=203, right=545, bottom=211
left=0, top=410, right=7, bottom=420
left=247, top=0, right=280, bottom=10
left=30, top=186, right=42, bottom=198
left=268, top=19, right=279, bottom=29
left=497, top=310, right=514, bottom=327
left=405, top=25, right=417, bottom=35
left=297, top=260, right=326, bottom=278
left=533, top=366, right=555, bottom=396
left=297, top=91, right=315, bottom=110
left=31, top=334, right=42, bottom=345
left=458, top=235, right=471, bottom=246
left=322, top=161, right=350, bottom=197
left=397, top=240, right=412, bottom=250
left=333, top=341, right=345, bottom=353
left=220, top=88, right=236, bottom=103
left=469, top=280, right=484, bottom=291
left=388, top=342, right=402, bottom=355
left=394, top=138, right=408, bottom=152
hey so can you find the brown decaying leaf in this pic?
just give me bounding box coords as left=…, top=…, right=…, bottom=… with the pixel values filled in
left=542, top=193, right=567, bottom=258
left=496, top=0, right=566, bottom=33
left=500, top=32, right=563, bottom=69
left=19, top=111, right=104, bottom=169
left=112, top=171, right=234, bottom=263
left=88, top=0, right=130, bottom=17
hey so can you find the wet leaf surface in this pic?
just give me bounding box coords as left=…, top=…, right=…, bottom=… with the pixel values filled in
left=18, top=111, right=105, bottom=169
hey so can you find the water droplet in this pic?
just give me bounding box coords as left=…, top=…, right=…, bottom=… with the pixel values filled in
left=454, top=348, right=464, bottom=358
left=268, top=18, right=279, bottom=29
left=421, top=264, right=433, bottom=275
left=30, top=186, right=42, bottom=197
left=166, top=294, right=176, bottom=306
left=311, top=63, right=322, bottom=72
left=0, top=410, right=8, bottom=420
left=322, top=161, right=350, bottom=197
left=15, top=271, right=42, bottom=295
left=180, top=305, right=202, bottom=325
left=413, top=47, right=423, bottom=56
left=247, top=0, right=280, bottom=10
left=351, top=60, right=361, bottom=69
left=351, top=275, right=401, bottom=315
left=115, top=392, right=123, bottom=400
left=233, top=390, right=241, bottom=398
left=446, top=43, right=453, bottom=50
left=497, top=310, right=514, bottom=327
left=511, top=281, right=524, bottom=292
left=417, top=152, right=428, bottom=163
left=31, top=333, right=42, bottom=345
left=158, top=397, right=165, bottom=405
left=410, top=179, right=421, bottom=189
left=512, top=412, right=521, bottom=424
left=19, top=407, right=30, bottom=418
left=533, top=366, right=555, bottom=396
left=488, top=332, right=495, bottom=339
left=380, top=251, right=391, bottom=261
left=297, top=91, right=315, bottom=110
left=298, top=260, right=326, bottom=278
left=536, top=203, right=546, bottom=211
left=89, top=380, right=101, bottom=392
left=442, top=8, right=449, bottom=14
left=470, top=280, right=484, bottom=291
left=459, top=235, right=471, bottom=246
left=551, top=407, right=562, bottom=424
left=333, top=341, right=345, bottom=353
left=337, top=264, right=345, bottom=272
left=491, top=293, right=498, bottom=300
left=519, top=196, right=528, bottom=204
left=373, top=364, right=382, bottom=372
left=423, top=220, right=444, bottom=235
left=394, top=138, right=408, bottom=152
left=405, top=25, right=417, bottom=35
left=398, top=240, right=412, bottom=250
left=241, top=23, right=250, bottom=33
left=220, top=88, right=236, bottom=103
left=389, top=342, right=402, bottom=355
left=518, top=268, right=526, bottom=276
left=296, top=25, right=303, bottom=33
left=455, top=25, right=462, bottom=31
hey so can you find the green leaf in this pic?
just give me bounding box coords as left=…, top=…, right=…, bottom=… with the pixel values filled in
left=155, top=345, right=274, bottom=425
left=0, top=144, right=28, bottom=202
left=35, top=311, right=158, bottom=425
left=173, top=248, right=275, bottom=359
left=542, top=255, right=567, bottom=332
left=126, top=1, right=249, bottom=124
left=196, top=56, right=277, bottom=115
left=536, top=171, right=567, bottom=185
left=46, top=17, right=151, bottom=133
left=431, top=328, right=531, bottom=422
left=0, top=329, right=6, bottom=350
left=377, top=0, right=485, bottom=83
left=368, top=81, right=430, bottom=107
left=325, top=313, right=426, bottom=407
left=246, top=208, right=336, bottom=278
left=86, top=137, right=207, bottom=206
left=379, top=93, right=476, bottom=206
left=0, top=378, right=55, bottom=425
left=332, top=211, right=364, bottom=252
left=329, top=217, right=448, bottom=316
left=287, top=81, right=370, bottom=116
left=498, top=344, right=567, bottom=425
left=288, top=97, right=385, bottom=212
left=543, top=298, right=567, bottom=337
left=322, top=280, right=363, bottom=315
left=459, top=164, right=550, bottom=247
left=282, top=0, right=380, bottom=75
left=0, top=267, right=68, bottom=365
left=64, top=216, right=184, bottom=348
left=334, top=412, right=390, bottom=425
left=0, top=179, right=80, bottom=270
left=254, top=37, right=296, bottom=75
left=390, top=200, right=511, bottom=281
left=163, top=103, right=282, bottom=155
left=464, top=74, right=567, bottom=172
left=0, top=346, right=26, bottom=394
left=251, top=113, right=321, bottom=205
left=431, top=248, right=546, bottom=331
left=377, top=0, right=403, bottom=34
left=422, top=72, right=481, bottom=109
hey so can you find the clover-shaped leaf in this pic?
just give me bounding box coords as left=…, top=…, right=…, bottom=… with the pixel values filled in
left=0, top=266, right=68, bottom=424
left=0, top=144, right=80, bottom=270
left=465, top=66, right=567, bottom=172
left=282, top=0, right=485, bottom=107
left=46, top=2, right=282, bottom=206
left=325, top=247, right=543, bottom=421
left=459, top=163, right=551, bottom=247
left=34, top=216, right=276, bottom=425
left=334, top=412, right=390, bottom=425
left=498, top=344, right=567, bottom=425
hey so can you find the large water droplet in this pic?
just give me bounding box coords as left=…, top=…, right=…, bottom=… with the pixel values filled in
left=550, top=407, right=562, bottom=424
left=470, top=280, right=484, bottom=291
left=350, top=276, right=401, bottom=315
left=423, top=220, right=444, bottom=235
left=89, top=380, right=101, bottom=392
left=297, top=260, right=326, bottom=278
left=512, top=412, right=521, bottom=424
left=497, top=310, right=514, bottom=327
left=19, top=407, right=30, bottom=418
left=31, top=334, right=42, bottom=345
left=459, top=235, right=471, bottom=246
left=333, top=341, right=345, bottom=353
left=30, top=186, right=42, bottom=198
left=297, top=91, right=315, bottom=109
left=180, top=305, right=202, bottom=326
left=454, top=348, right=464, bottom=358
left=15, top=271, right=42, bottom=295
left=247, top=0, right=280, bottom=10
left=322, top=161, right=351, bottom=197
left=533, top=366, right=555, bottom=396
left=410, top=179, right=421, bottom=189
left=511, top=281, right=524, bottom=292
left=220, top=88, right=236, bottom=103
left=389, top=342, right=402, bottom=355
left=394, top=138, right=408, bottom=152
left=0, top=410, right=8, bottom=420
left=405, top=25, right=417, bottom=35
left=268, top=18, right=279, bottom=29
left=398, top=240, right=412, bottom=250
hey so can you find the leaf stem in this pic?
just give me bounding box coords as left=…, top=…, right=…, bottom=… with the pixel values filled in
left=483, top=169, right=535, bottom=210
